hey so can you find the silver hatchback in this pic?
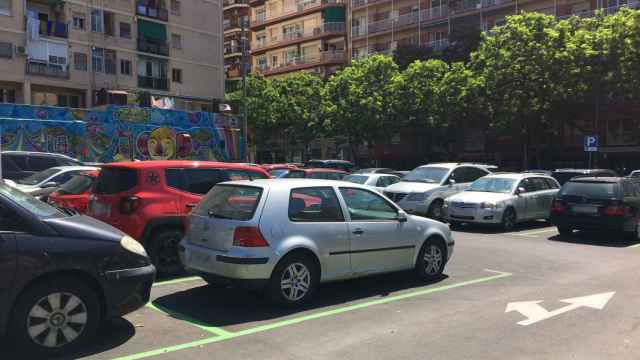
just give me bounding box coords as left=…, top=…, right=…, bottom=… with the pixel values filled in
left=180, top=179, right=454, bottom=306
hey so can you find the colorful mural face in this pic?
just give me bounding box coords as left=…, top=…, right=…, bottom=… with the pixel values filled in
left=0, top=104, right=245, bottom=162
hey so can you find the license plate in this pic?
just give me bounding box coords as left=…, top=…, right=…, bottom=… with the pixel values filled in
left=572, top=205, right=598, bottom=214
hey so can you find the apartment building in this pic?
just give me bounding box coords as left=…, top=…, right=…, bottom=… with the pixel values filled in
left=224, top=0, right=249, bottom=90
left=0, top=0, right=222, bottom=111
left=249, top=0, right=347, bottom=77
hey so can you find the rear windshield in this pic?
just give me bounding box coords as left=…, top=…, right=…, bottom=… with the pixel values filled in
left=552, top=172, right=583, bottom=185
left=94, top=167, right=138, bottom=194
left=344, top=175, right=369, bottom=184
left=194, top=185, right=263, bottom=221
left=269, top=169, right=289, bottom=177
left=58, top=174, right=94, bottom=195
left=559, top=181, right=620, bottom=199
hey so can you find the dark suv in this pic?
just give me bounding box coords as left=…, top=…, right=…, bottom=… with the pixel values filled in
left=86, top=160, right=270, bottom=274
left=1, top=151, right=81, bottom=180
left=551, top=169, right=618, bottom=186
left=550, top=177, right=640, bottom=237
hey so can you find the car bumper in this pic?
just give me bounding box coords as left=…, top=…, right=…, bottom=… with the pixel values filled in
left=550, top=214, right=634, bottom=232
left=102, top=264, right=156, bottom=318
left=445, top=207, right=505, bottom=224
left=179, top=242, right=276, bottom=283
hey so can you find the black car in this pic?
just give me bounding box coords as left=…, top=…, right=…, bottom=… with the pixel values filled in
left=551, top=168, right=618, bottom=186
left=1, top=151, right=82, bottom=181
left=550, top=177, right=640, bottom=237
left=304, top=159, right=356, bottom=172
left=0, top=184, right=155, bottom=355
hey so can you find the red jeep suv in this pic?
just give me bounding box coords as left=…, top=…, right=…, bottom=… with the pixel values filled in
left=87, top=160, right=269, bottom=274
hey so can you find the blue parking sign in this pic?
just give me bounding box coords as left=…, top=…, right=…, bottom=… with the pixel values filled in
left=584, top=135, right=599, bottom=152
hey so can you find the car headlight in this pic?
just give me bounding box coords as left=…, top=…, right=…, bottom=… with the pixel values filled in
left=480, top=202, right=497, bottom=210
left=407, top=192, right=427, bottom=201
left=120, top=235, right=148, bottom=257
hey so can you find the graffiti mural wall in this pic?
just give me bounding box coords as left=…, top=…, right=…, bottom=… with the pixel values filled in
left=0, top=104, right=245, bottom=162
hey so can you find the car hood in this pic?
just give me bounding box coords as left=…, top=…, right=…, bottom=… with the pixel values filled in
left=447, top=191, right=513, bottom=204
left=385, top=181, right=441, bottom=193
left=44, top=215, right=125, bottom=243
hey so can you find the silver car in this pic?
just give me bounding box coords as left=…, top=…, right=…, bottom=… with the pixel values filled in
left=180, top=179, right=454, bottom=306
left=444, top=173, right=560, bottom=231
left=343, top=173, right=401, bottom=193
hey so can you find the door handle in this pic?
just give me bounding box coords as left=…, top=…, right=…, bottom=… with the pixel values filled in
left=352, top=228, right=364, bottom=235
left=186, top=203, right=197, bottom=209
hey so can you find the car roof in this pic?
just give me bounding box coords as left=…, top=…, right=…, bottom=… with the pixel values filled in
left=298, top=168, right=347, bottom=173
left=49, top=166, right=99, bottom=172
left=568, top=176, right=623, bottom=183
left=416, top=162, right=492, bottom=170
left=485, top=173, right=554, bottom=180
left=101, top=160, right=267, bottom=172
left=220, top=178, right=368, bottom=189
left=1, top=151, right=79, bottom=161
left=307, top=159, right=353, bottom=164
left=553, top=168, right=615, bottom=173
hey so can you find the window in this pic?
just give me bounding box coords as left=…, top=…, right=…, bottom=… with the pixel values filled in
left=105, top=49, right=116, bottom=74
left=104, top=11, right=115, bottom=36
left=73, top=13, right=85, bottom=30
left=120, top=22, right=131, bottom=38
left=120, top=59, right=131, bottom=75
left=289, top=187, right=344, bottom=222
left=91, top=8, right=104, bottom=33
left=91, top=47, right=103, bottom=72
left=284, top=171, right=305, bottom=178
left=171, top=33, right=182, bottom=49
left=184, top=169, right=226, bottom=194
left=517, top=178, right=536, bottom=193
left=170, top=0, right=181, bottom=15
left=194, top=185, right=263, bottom=221
left=559, top=181, right=619, bottom=199
left=0, top=41, right=11, bottom=58
left=172, top=68, right=182, bottom=83
left=29, top=157, right=59, bottom=172
left=377, top=177, right=392, bottom=187
left=450, top=167, right=488, bottom=184
left=531, top=178, right=551, bottom=191
left=339, top=188, right=398, bottom=221
left=94, top=168, right=138, bottom=194
left=226, top=169, right=268, bottom=180
left=50, top=171, right=82, bottom=186
left=0, top=0, right=11, bottom=16
left=544, top=178, right=560, bottom=189
left=74, top=52, right=88, bottom=71
left=0, top=88, right=15, bottom=103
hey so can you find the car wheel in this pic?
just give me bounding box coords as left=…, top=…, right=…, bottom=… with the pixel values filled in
left=558, top=226, right=573, bottom=237
left=10, top=277, right=100, bottom=356
left=267, top=254, right=318, bottom=306
left=415, top=238, right=446, bottom=281
left=501, top=207, right=517, bottom=232
left=427, top=200, right=444, bottom=221
left=149, top=229, right=185, bottom=276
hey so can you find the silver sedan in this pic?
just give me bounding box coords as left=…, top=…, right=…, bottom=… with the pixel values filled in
left=180, top=179, right=454, bottom=306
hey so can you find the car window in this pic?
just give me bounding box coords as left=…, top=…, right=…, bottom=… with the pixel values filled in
left=16, top=168, right=59, bottom=185
left=289, top=187, right=344, bottom=222
left=94, top=167, right=138, bottom=194
left=517, top=178, right=536, bottom=193
left=339, top=187, right=398, bottom=221
left=1, top=156, right=19, bottom=172
left=5, top=154, right=27, bottom=170
left=345, top=175, right=369, bottom=185
left=544, top=178, right=560, bottom=189
left=58, top=174, right=95, bottom=195
left=388, top=176, right=400, bottom=185
left=285, top=170, right=305, bottom=178
left=184, top=169, right=226, bottom=194
left=531, top=178, right=550, bottom=191
left=376, top=177, right=388, bottom=187
left=226, top=169, right=268, bottom=180
left=559, top=181, right=619, bottom=199
left=0, top=184, right=63, bottom=218
left=622, top=181, right=635, bottom=197
left=51, top=171, right=82, bottom=186
left=0, top=203, right=31, bottom=232
left=194, top=185, right=262, bottom=221
left=308, top=172, right=328, bottom=180
left=29, top=156, right=59, bottom=171
left=402, top=166, right=448, bottom=184
left=325, top=172, right=344, bottom=180
left=450, top=167, right=483, bottom=183
left=466, top=167, right=489, bottom=182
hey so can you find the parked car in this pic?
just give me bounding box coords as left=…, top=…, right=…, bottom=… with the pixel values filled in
left=12, top=166, right=99, bottom=194
left=629, top=170, right=640, bottom=178
left=444, top=173, right=560, bottom=231
left=353, top=168, right=395, bottom=174
left=48, top=170, right=100, bottom=214
left=385, top=163, right=492, bottom=219
left=260, top=164, right=299, bottom=178
left=281, top=168, right=347, bottom=180
left=550, top=176, right=640, bottom=237
left=0, top=183, right=154, bottom=355
left=86, top=160, right=270, bottom=274
left=343, top=173, right=401, bottom=193
left=524, top=170, right=553, bottom=176
left=180, top=179, right=454, bottom=306
left=304, top=159, right=355, bottom=172
left=1, top=151, right=82, bottom=181
left=551, top=168, right=618, bottom=186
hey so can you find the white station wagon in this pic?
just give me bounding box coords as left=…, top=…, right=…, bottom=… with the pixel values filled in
left=180, top=179, right=455, bottom=306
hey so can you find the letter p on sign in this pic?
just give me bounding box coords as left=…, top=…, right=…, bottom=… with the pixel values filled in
left=584, top=135, right=599, bottom=152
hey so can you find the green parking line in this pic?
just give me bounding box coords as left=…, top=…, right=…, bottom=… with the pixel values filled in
left=115, top=269, right=512, bottom=360
left=145, top=303, right=233, bottom=337
left=152, top=276, right=202, bottom=287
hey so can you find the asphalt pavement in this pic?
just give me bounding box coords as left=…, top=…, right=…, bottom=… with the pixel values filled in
left=6, top=221, right=640, bottom=360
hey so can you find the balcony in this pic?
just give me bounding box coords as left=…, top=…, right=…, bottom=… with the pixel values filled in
left=136, top=3, right=169, bottom=21
left=26, top=18, right=69, bottom=39
left=352, top=7, right=448, bottom=38
left=252, top=22, right=346, bottom=53
left=556, top=0, right=639, bottom=19
left=425, top=38, right=449, bottom=50
left=258, top=51, right=345, bottom=75
left=137, top=37, right=169, bottom=56
left=224, top=45, right=245, bottom=57
left=453, top=0, right=515, bottom=14
left=421, top=5, right=449, bottom=23
left=250, top=0, right=345, bottom=29
left=351, top=0, right=389, bottom=9
left=224, top=0, right=250, bottom=8
left=138, top=76, right=169, bottom=91
left=224, top=20, right=244, bottom=31
left=26, top=60, right=69, bottom=79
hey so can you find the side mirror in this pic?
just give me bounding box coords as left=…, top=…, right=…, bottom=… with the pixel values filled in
left=397, top=212, right=408, bottom=223
left=448, top=179, right=456, bottom=186
left=516, top=187, right=526, bottom=195
left=42, top=182, right=58, bottom=188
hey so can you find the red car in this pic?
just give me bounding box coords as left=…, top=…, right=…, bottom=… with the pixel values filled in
left=281, top=168, right=347, bottom=180
left=86, top=160, right=270, bottom=274
left=260, top=163, right=299, bottom=177
left=48, top=170, right=100, bottom=214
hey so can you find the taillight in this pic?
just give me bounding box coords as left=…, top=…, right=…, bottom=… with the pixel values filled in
left=602, top=202, right=628, bottom=217
left=119, top=196, right=140, bottom=215
left=551, top=200, right=567, bottom=213
left=233, top=226, right=269, bottom=247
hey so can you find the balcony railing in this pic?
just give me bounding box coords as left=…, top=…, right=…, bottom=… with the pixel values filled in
left=224, top=21, right=242, bottom=31
left=26, top=61, right=69, bottom=79
left=252, top=22, right=345, bottom=51
left=136, top=3, right=169, bottom=21
left=425, top=38, right=449, bottom=50
left=224, top=45, right=245, bottom=55
left=352, top=6, right=448, bottom=38
left=138, top=76, right=169, bottom=91
left=421, top=5, right=449, bottom=22
left=351, top=0, right=387, bottom=8
left=556, top=0, right=639, bottom=19
left=137, top=37, right=170, bottom=56
left=223, top=0, right=249, bottom=7
left=251, top=0, right=344, bottom=27
left=26, top=18, right=69, bottom=39
left=258, top=51, right=345, bottom=75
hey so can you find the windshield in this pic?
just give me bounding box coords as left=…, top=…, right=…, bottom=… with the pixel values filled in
left=402, top=167, right=448, bottom=184
left=344, top=175, right=369, bottom=184
left=58, top=174, right=95, bottom=195
left=559, top=182, right=619, bottom=199
left=0, top=184, right=64, bottom=218
left=17, top=168, right=59, bottom=185
left=194, top=185, right=263, bottom=220
left=269, top=169, right=290, bottom=177
left=468, top=178, right=517, bottom=194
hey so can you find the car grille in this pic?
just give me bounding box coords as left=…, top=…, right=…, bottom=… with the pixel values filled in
left=450, top=201, right=478, bottom=209
left=384, top=192, right=408, bottom=202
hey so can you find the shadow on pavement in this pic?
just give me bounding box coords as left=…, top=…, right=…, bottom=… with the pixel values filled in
left=451, top=220, right=552, bottom=235
left=548, top=231, right=640, bottom=248
left=152, top=271, right=448, bottom=328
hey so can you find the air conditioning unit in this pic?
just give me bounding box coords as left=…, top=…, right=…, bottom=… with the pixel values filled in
left=15, top=45, right=27, bottom=56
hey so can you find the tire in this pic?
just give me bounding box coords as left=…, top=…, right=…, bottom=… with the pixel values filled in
left=267, top=253, right=319, bottom=307
left=558, top=226, right=573, bottom=237
left=501, top=207, right=517, bottom=232
left=9, top=277, right=101, bottom=356
left=415, top=237, right=447, bottom=281
left=427, top=200, right=444, bottom=221
left=149, top=228, right=185, bottom=276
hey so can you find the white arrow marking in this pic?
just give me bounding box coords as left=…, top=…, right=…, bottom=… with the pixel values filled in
left=505, top=292, right=615, bottom=326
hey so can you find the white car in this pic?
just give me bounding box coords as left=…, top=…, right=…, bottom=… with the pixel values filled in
left=12, top=166, right=98, bottom=194
left=384, top=163, right=492, bottom=218
left=343, top=173, right=400, bottom=193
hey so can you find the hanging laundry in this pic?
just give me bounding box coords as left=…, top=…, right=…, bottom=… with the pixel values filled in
left=27, top=11, right=39, bottom=41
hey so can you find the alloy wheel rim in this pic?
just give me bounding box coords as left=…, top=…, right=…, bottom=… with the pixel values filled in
left=159, top=236, right=181, bottom=270
left=281, top=263, right=311, bottom=301
left=423, top=245, right=443, bottom=275
left=27, top=292, right=88, bottom=348
left=504, top=210, right=515, bottom=229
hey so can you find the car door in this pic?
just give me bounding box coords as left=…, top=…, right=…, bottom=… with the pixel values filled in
left=0, top=202, right=19, bottom=327
left=514, top=178, right=538, bottom=220
left=534, top=178, right=557, bottom=218
left=338, top=187, right=413, bottom=274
